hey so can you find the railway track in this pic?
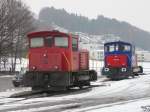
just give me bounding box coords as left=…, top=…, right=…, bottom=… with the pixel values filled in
left=9, top=84, right=106, bottom=99
left=7, top=75, right=141, bottom=99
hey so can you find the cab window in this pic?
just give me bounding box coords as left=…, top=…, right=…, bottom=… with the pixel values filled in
left=105, top=44, right=131, bottom=52
left=45, top=36, right=53, bottom=47
left=118, top=45, right=125, bottom=51
left=72, top=38, right=78, bottom=51
left=116, top=44, right=119, bottom=51
left=109, top=45, right=115, bottom=52
left=124, top=45, right=131, bottom=51
left=55, top=37, right=68, bottom=48
left=104, top=46, right=109, bottom=52
left=30, top=37, right=44, bottom=48
left=118, top=45, right=131, bottom=51
left=105, top=45, right=115, bottom=52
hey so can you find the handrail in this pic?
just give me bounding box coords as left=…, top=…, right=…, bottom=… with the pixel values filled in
left=62, top=52, right=71, bottom=71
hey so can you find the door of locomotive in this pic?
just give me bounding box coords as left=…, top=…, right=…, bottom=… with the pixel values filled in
left=71, top=37, right=79, bottom=71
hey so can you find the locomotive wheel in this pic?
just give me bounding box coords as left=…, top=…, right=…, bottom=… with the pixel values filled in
left=13, top=82, right=20, bottom=87
left=78, top=81, right=90, bottom=89
left=66, top=86, right=71, bottom=90
left=139, top=66, right=143, bottom=73
left=131, top=75, right=135, bottom=78
left=89, top=70, right=97, bottom=81
left=32, top=86, right=47, bottom=91
left=111, top=78, right=120, bottom=81
left=79, top=85, right=83, bottom=89
left=134, top=73, right=139, bottom=76
left=32, top=86, right=41, bottom=91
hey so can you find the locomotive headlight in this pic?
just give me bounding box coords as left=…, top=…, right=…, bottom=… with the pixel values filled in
left=104, top=68, right=109, bottom=72
left=54, top=65, right=59, bottom=70
left=32, top=66, right=36, bottom=70
left=43, top=53, right=47, bottom=57
left=121, top=68, right=126, bottom=72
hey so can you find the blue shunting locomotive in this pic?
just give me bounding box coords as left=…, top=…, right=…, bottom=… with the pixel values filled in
left=102, top=41, right=143, bottom=80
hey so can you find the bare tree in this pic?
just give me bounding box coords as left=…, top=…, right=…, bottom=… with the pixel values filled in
left=0, top=0, right=35, bottom=72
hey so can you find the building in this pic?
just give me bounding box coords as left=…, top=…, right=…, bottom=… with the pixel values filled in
left=76, top=32, right=121, bottom=60
left=136, top=50, right=150, bottom=62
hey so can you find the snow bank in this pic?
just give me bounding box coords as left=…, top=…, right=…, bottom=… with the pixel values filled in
left=138, top=62, right=150, bottom=74
left=86, top=97, right=150, bottom=112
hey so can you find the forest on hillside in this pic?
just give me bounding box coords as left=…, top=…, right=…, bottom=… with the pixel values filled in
left=38, top=7, right=150, bottom=51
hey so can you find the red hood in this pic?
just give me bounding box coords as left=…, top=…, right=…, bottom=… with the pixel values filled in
left=29, top=52, right=62, bottom=71
left=106, top=54, right=127, bottom=67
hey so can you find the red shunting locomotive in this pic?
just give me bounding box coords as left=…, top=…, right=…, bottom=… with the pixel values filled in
left=23, top=30, right=97, bottom=90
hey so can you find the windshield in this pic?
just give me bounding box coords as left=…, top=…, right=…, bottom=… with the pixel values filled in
left=105, top=44, right=115, bottom=52
left=124, top=45, right=131, bottom=51
left=54, top=37, right=68, bottom=48
left=105, top=44, right=131, bottom=52
left=30, top=37, right=44, bottom=48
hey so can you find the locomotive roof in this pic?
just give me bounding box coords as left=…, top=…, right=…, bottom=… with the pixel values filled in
left=27, top=30, right=76, bottom=37
left=104, top=41, right=132, bottom=46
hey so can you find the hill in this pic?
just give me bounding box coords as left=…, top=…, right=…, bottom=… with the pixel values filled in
left=38, top=7, right=150, bottom=50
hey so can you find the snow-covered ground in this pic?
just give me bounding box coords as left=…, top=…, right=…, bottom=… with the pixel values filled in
left=139, top=62, right=150, bottom=74
left=0, top=62, right=150, bottom=112
left=1, top=74, right=150, bottom=112
left=86, top=97, right=150, bottom=112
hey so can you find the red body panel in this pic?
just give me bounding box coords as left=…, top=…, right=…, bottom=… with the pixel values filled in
left=79, top=51, right=89, bottom=70
left=72, top=52, right=79, bottom=71
left=29, top=50, right=62, bottom=71
left=29, top=48, right=71, bottom=72
left=106, top=55, right=127, bottom=67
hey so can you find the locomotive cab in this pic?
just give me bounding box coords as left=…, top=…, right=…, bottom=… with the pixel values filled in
left=102, top=41, right=143, bottom=80
left=28, top=31, right=71, bottom=72
left=22, top=30, right=97, bottom=90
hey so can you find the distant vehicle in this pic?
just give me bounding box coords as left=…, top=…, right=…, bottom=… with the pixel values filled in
left=12, top=68, right=26, bottom=87
left=12, top=73, right=23, bottom=87
left=102, top=41, right=143, bottom=80
left=22, top=30, right=97, bottom=90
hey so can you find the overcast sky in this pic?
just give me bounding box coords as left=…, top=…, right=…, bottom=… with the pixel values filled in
left=23, top=0, right=150, bottom=32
